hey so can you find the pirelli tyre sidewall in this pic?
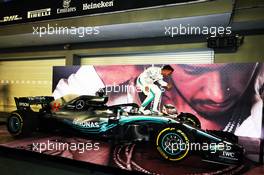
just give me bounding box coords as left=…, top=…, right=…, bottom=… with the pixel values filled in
left=156, top=125, right=192, bottom=161
left=7, top=110, right=38, bottom=137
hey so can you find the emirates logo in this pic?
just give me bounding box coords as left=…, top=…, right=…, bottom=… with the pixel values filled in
left=63, top=0, right=71, bottom=8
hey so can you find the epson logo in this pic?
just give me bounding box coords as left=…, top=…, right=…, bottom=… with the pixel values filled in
left=19, top=102, right=29, bottom=107
left=57, top=0, right=76, bottom=14
left=27, top=8, right=51, bottom=19
left=0, top=15, right=22, bottom=23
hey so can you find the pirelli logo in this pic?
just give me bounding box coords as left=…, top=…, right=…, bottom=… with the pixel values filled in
left=27, top=8, right=51, bottom=19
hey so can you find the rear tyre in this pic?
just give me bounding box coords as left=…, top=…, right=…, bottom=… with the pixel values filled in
left=7, top=110, right=39, bottom=137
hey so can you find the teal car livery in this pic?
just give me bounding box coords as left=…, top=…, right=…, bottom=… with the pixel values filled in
left=7, top=95, right=244, bottom=165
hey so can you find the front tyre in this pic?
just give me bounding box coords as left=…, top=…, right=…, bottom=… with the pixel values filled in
left=156, top=125, right=192, bottom=162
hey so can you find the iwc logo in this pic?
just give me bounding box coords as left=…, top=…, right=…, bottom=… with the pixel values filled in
left=156, top=127, right=190, bottom=161
left=57, top=0, right=77, bottom=14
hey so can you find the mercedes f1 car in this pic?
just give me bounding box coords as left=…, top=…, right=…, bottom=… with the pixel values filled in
left=6, top=94, right=244, bottom=165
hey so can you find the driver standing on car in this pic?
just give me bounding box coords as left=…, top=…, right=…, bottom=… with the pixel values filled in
left=137, top=65, right=174, bottom=115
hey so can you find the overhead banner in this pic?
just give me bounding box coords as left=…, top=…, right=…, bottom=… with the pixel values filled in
left=0, top=0, right=200, bottom=26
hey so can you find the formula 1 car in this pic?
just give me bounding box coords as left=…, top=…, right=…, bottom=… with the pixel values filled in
left=6, top=94, right=244, bottom=165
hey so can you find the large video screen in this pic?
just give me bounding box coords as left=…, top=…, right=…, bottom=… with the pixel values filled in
left=52, top=63, right=263, bottom=138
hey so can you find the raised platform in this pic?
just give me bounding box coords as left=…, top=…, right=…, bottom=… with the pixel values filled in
left=0, top=124, right=262, bottom=175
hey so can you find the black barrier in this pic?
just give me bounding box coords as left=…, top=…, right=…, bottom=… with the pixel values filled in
left=0, top=0, right=199, bottom=26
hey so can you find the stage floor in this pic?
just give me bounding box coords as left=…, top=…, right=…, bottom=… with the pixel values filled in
left=0, top=124, right=263, bottom=175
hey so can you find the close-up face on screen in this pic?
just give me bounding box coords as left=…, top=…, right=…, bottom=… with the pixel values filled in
left=0, top=0, right=263, bottom=175
left=171, top=64, right=257, bottom=115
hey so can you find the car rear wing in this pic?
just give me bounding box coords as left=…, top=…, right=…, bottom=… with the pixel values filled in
left=14, top=96, right=54, bottom=110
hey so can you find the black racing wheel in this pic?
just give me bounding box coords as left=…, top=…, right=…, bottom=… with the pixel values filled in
left=156, top=124, right=193, bottom=162
left=7, top=110, right=38, bottom=137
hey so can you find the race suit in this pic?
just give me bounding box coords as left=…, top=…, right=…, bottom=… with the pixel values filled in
left=136, top=67, right=168, bottom=112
